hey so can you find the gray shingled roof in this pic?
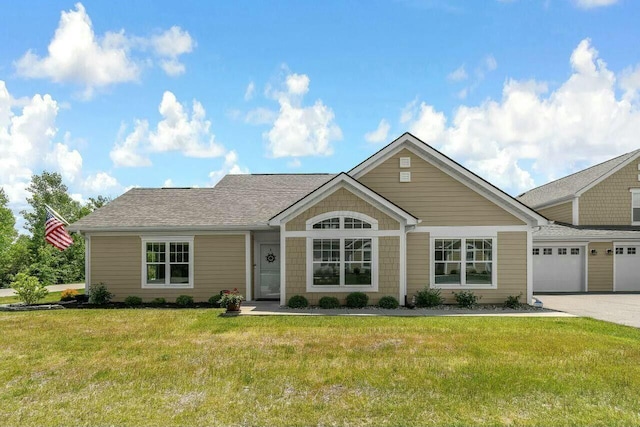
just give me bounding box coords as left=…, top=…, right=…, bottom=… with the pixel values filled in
left=518, top=149, right=640, bottom=208
left=533, top=223, right=640, bottom=240
left=70, top=174, right=335, bottom=231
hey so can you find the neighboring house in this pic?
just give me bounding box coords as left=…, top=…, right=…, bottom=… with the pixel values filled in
left=70, top=133, right=547, bottom=305
left=518, top=149, right=640, bottom=293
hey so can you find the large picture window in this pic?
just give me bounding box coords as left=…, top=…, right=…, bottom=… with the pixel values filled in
left=433, top=238, right=495, bottom=288
left=142, top=237, right=194, bottom=288
left=632, top=190, right=640, bottom=224
left=306, top=212, right=379, bottom=291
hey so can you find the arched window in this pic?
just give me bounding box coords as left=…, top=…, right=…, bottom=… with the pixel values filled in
left=305, top=212, right=378, bottom=291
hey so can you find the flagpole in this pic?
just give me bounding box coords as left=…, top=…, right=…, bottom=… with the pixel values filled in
left=44, top=204, right=71, bottom=226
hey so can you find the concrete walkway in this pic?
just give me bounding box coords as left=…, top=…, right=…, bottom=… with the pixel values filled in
left=0, top=283, right=84, bottom=298
left=237, top=301, right=576, bottom=318
left=535, top=294, right=640, bottom=328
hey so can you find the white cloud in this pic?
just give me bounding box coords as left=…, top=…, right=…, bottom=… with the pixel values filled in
left=447, top=65, right=468, bottom=82
left=484, top=55, right=498, bottom=72
left=209, top=150, right=249, bottom=184
left=245, top=107, right=277, bottom=125
left=288, top=158, right=302, bottom=168
left=14, top=4, right=194, bottom=96
left=83, top=172, right=119, bottom=193
left=265, top=71, right=342, bottom=158
left=150, top=26, right=194, bottom=77
left=46, top=143, right=83, bottom=183
left=403, top=38, right=640, bottom=193
left=244, top=81, right=255, bottom=101
left=163, top=178, right=174, bottom=187
left=364, top=119, right=391, bottom=143
left=573, top=0, right=618, bottom=8
left=620, top=65, right=640, bottom=100
left=111, top=91, right=226, bottom=166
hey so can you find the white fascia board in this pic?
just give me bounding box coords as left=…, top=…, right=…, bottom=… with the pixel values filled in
left=69, top=224, right=273, bottom=233
left=575, top=151, right=640, bottom=197
left=350, top=133, right=547, bottom=226
left=268, top=173, right=419, bottom=227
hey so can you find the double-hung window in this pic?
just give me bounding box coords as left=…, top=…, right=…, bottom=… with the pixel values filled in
left=632, top=189, right=640, bottom=225
left=306, top=212, right=379, bottom=292
left=432, top=238, right=496, bottom=289
left=142, top=236, right=194, bottom=288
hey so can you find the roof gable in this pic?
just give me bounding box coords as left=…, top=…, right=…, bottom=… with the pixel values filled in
left=268, top=173, right=419, bottom=226
left=518, top=149, right=640, bottom=209
left=350, top=132, right=547, bottom=226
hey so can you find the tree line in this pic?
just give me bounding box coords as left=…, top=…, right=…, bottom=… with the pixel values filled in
left=0, top=171, right=110, bottom=288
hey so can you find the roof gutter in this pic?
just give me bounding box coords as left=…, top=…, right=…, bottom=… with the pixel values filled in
left=69, top=224, right=276, bottom=233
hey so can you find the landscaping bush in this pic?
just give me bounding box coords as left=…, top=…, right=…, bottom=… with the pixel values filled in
left=10, top=273, right=48, bottom=305
left=209, top=294, right=223, bottom=307
left=287, top=295, right=309, bottom=308
left=176, top=295, right=194, bottom=307
left=318, top=296, right=340, bottom=309
left=150, top=297, right=166, bottom=305
left=345, top=292, right=369, bottom=308
left=124, top=296, right=143, bottom=307
left=453, top=290, right=480, bottom=308
left=88, top=283, right=113, bottom=305
left=504, top=293, right=522, bottom=309
left=378, top=295, right=399, bottom=309
left=60, top=288, right=79, bottom=301
left=415, top=287, right=444, bottom=307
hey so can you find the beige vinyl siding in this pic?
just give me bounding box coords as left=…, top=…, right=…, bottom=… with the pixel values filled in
left=358, top=148, right=525, bottom=226
left=285, top=236, right=400, bottom=305
left=437, top=231, right=528, bottom=304
left=580, top=159, right=640, bottom=225
left=587, top=242, right=613, bottom=291
left=91, top=235, right=246, bottom=302
left=406, top=232, right=429, bottom=298
left=538, top=201, right=573, bottom=224
left=285, top=188, right=399, bottom=232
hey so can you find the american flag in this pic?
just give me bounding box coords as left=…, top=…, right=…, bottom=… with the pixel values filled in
left=45, top=208, right=73, bottom=251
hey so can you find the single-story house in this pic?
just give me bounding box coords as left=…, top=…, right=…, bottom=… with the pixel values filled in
left=518, top=149, right=640, bottom=292
left=70, top=133, right=549, bottom=305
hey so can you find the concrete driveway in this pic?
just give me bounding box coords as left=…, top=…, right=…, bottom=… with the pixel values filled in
left=535, top=294, right=640, bottom=328
left=0, top=283, right=85, bottom=298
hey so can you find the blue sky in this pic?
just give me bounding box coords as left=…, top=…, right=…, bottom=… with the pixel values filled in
left=2, top=0, right=640, bottom=231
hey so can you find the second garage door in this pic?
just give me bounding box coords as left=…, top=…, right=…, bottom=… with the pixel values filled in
left=533, top=246, right=585, bottom=292
left=614, top=244, right=640, bottom=291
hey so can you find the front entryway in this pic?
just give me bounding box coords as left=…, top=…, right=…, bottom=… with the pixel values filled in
left=257, top=243, right=280, bottom=299
left=614, top=244, right=640, bottom=291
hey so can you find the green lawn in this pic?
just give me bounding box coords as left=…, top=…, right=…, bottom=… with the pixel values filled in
left=0, top=289, right=85, bottom=305
left=1, top=311, right=639, bottom=426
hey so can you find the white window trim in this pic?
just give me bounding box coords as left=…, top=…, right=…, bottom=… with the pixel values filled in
left=305, top=211, right=379, bottom=292
left=630, top=189, right=640, bottom=225
left=305, top=211, right=379, bottom=231
left=141, top=236, right=194, bottom=289
left=306, top=237, right=379, bottom=292
left=430, top=237, right=497, bottom=290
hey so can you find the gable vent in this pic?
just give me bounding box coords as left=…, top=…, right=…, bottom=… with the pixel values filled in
left=399, top=157, right=411, bottom=168
left=399, top=171, right=411, bottom=183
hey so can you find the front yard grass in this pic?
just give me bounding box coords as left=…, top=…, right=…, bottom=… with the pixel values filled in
left=0, top=289, right=85, bottom=305
left=1, top=310, right=639, bottom=426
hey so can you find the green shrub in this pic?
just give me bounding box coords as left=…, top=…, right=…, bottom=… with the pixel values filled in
left=124, top=296, right=143, bottom=307
left=453, top=290, right=480, bottom=308
left=60, top=288, right=79, bottom=301
left=88, top=282, right=113, bottom=305
left=150, top=297, right=166, bottom=305
left=176, top=295, right=194, bottom=307
left=287, top=295, right=309, bottom=308
left=318, top=296, right=340, bottom=309
left=504, top=293, right=522, bottom=309
left=378, top=295, right=399, bottom=309
left=209, top=294, right=223, bottom=307
left=415, top=287, right=444, bottom=307
left=10, top=273, right=48, bottom=305
left=345, top=292, right=369, bottom=308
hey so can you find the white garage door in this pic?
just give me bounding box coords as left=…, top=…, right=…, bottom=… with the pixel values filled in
left=533, top=246, right=585, bottom=292
left=614, top=244, right=640, bottom=291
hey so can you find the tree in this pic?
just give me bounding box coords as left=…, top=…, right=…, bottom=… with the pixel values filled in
left=0, top=188, right=19, bottom=286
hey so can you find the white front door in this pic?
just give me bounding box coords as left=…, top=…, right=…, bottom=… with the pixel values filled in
left=614, top=244, right=640, bottom=291
left=258, top=243, right=280, bottom=299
